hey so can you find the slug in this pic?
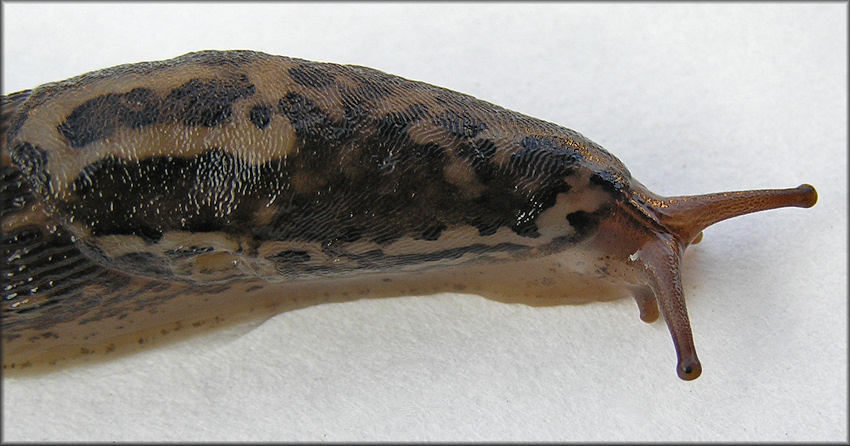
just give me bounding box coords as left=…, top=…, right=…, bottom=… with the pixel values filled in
left=1, top=50, right=817, bottom=379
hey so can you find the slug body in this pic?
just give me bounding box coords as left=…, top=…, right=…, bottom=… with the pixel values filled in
left=1, top=51, right=816, bottom=379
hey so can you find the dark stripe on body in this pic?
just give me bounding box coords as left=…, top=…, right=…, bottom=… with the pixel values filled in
left=267, top=242, right=530, bottom=280
left=56, top=76, right=256, bottom=148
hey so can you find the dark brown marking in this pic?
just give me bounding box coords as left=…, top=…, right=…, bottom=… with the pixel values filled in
left=8, top=143, right=50, bottom=201
left=119, top=88, right=160, bottom=129
left=590, top=170, right=625, bottom=194
left=457, top=139, right=498, bottom=167
left=9, top=142, right=48, bottom=175
left=419, top=224, right=447, bottom=241
left=57, top=94, right=122, bottom=148
left=162, top=75, right=256, bottom=127
left=1, top=164, right=32, bottom=218
left=277, top=92, right=351, bottom=143
left=566, top=209, right=603, bottom=241
left=435, top=110, right=487, bottom=138
left=341, top=68, right=398, bottom=100
left=248, top=104, right=272, bottom=130
left=269, top=250, right=311, bottom=263
left=288, top=64, right=336, bottom=89
left=57, top=88, right=160, bottom=148
left=513, top=136, right=580, bottom=178
left=56, top=75, right=255, bottom=148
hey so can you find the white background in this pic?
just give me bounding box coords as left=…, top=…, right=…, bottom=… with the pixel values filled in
left=2, top=2, right=846, bottom=442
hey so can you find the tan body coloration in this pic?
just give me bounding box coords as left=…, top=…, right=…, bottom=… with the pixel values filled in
left=1, top=51, right=817, bottom=379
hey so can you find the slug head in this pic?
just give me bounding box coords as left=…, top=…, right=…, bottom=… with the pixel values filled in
left=620, top=183, right=817, bottom=380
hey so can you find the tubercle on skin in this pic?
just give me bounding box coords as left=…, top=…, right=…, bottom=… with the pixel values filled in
left=0, top=50, right=817, bottom=380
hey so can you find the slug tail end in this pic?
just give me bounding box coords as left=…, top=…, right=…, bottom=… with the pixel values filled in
left=634, top=236, right=702, bottom=381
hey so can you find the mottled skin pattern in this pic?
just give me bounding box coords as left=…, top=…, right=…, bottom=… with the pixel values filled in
left=2, top=51, right=817, bottom=378
left=4, top=50, right=630, bottom=284
left=2, top=50, right=630, bottom=369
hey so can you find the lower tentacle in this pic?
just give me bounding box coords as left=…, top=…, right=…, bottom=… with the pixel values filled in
left=634, top=235, right=702, bottom=381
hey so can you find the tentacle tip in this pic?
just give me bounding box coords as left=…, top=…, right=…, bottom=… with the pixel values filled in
left=639, top=309, right=659, bottom=323
left=631, top=288, right=660, bottom=323
left=677, top=358, right=702, bottom=381
left=797, top=184, right=818, bottom=208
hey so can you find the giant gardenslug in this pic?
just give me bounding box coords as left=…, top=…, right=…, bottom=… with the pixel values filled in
left=1, top=50, right=817, bottom=379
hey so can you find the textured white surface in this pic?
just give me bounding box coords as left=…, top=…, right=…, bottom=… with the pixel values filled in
left=2, top=3, right=846, bottom=442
